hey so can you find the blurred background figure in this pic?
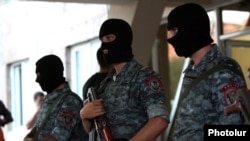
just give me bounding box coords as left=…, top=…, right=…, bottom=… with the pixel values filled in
left=25, top=91, right=45, bottom=130
left=0, top=100, right=14, bottom=141
left=81, top=47, right=112, bottom=141
left=23, top=54, right=84, bottom=141
left=82, top=47, right=112, bottom=99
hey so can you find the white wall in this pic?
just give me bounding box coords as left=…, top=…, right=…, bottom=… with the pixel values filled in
left=0, top=1, right=108, bottom=140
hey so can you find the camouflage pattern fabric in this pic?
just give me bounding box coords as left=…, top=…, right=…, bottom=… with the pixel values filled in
left=172, top=44, right=247, bottom=141
left=97, top=59, right=169, bottom=139
left=35, top=83, right=84, bottom=141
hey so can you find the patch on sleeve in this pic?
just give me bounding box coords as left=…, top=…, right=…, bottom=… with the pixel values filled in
left=61, top=110, right=75, bottom=129
left=221, top=81, right=240, bottom=105
left=145, top=75, right=162, bottom=93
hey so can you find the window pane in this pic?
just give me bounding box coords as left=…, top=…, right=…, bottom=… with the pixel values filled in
left=70, top=39, right=100, bottom=99
left=222, top=10, right=250, bottom=34
left=10, top=64, right=23, bottom=128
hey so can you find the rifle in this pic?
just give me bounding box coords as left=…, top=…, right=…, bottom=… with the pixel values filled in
left=87, top=87, right=113, bottom=141
left=224, top=88, right=250, bottom=124
left=235, top=88, right=250, bottom=124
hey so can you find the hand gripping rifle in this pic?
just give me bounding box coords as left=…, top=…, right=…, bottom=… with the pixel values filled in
left=235, top=88, right=250, bottom=124
left=87, top=87, right=113, bottom=141
left=224, top=88, right=250, bottom=124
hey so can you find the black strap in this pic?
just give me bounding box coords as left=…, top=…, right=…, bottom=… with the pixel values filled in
left=168, top=64, right=245, bottom=140
left=33, top=92, right=82, bottom=141
left=180, top=64, right=245, bottom=109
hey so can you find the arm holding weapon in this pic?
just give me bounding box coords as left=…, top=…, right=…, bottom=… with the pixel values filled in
left=86, top=87, right=113, bottom=141
left=224, top=88, right=250, bottom=124
left=235, top=89, right=250, bottom=124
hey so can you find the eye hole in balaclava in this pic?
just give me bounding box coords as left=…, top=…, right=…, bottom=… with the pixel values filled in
left=35, top=54, right=65, bottom=93
left=99, top=18, right=134, bottom=64
left=167, top=3, right=214, bottom=57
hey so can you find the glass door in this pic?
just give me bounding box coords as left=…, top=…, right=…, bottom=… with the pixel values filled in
left=223, top=37, right=250, bottom=89
left=219, top=1, right=250, bottom=88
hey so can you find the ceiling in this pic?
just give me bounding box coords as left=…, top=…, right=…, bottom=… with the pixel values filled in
left=21, top=0, right=244, bottom=10
left=18, top=0, right=250, bottom=65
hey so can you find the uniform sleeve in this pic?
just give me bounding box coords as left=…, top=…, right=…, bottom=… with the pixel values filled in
left=138, top=68, right=170, bottom=122
left=213, top=68, right=246, bottom=124
left=51, top=95, right=82, bottom=141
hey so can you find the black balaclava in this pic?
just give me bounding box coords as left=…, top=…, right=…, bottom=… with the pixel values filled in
left=99, top=18, right=134, bottom=64
left=167, top=3, right=214, bottom=57
left=35, top=54, right=65, bottom=93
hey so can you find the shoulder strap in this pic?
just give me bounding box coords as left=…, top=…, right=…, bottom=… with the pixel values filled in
left=179, top=64, right=244, bottom=108
left=168, top=63, right=245, bottom=140
left=128, top=65, right=149, bottom=83
left=33, top=92, right=77, bottom=141
left=123, top=65, right=145, bottom=83
left=140, top=66, right=149, bottom=71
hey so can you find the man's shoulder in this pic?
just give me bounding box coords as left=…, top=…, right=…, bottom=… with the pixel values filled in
left=217, top=56, right=240, bottom=67
left=205, top=56, right=242, bottom=73
left=61, top=90, right=82, bottom=105
left=83, top=73, right=106, bottom=86
left=94, top=72, right=108, bottom=81
left=215, top=57, right=244, bottom=76
left=138, top=65, right=159, bottom=75
left=135, top=65, right=163, bottom=84
left=68, top=92, right=82, bottom=100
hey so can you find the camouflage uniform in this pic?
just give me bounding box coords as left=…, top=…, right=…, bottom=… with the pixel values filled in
left=173, top=44, right=247, bottom=141
left=35, top=83, right=84, bottom=141
left=97, top=59, right=169, bottom=140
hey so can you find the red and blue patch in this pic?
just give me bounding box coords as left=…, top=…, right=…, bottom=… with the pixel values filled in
left=145, top=75, right=162, bottom=93
left=221, top=81, right=240, bottom=105
left=61, top=110, right=75, bottom=129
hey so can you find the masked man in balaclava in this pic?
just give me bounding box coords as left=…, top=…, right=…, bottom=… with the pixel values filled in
left=80, top=18, right=169, bottom=141
left=166, top=3, right=247, bottom=141
left=24, top=54, right=85, bottom=141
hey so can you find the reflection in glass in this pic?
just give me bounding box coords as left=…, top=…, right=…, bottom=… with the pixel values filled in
left=222, top=10, right=250, bottom=34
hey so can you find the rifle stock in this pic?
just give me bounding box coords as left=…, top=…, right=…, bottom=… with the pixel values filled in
left=236, top=89, right=250, bottom=124
left=87, top=87, right=113, bottom=141
left=101, top=127, right=113, bottom=141
left=224, top=88, right=250, bottom=125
